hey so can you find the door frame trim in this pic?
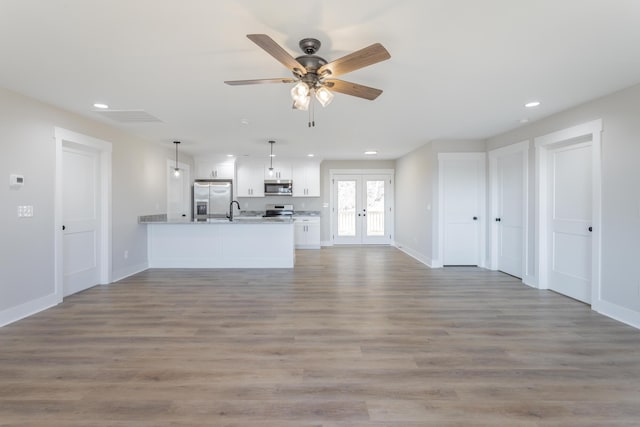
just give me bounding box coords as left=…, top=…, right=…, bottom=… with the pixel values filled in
left=488, top=140, right=530, bottom=283
left=329, top=169, right=395, bottom=245
left=534, top=119, right=602, bottom=307
left=54, top=127, right=112, bottom=301
left=437, top=152, right=487, bottom=268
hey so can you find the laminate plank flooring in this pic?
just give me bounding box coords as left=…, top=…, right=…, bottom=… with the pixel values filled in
left=1, top=246, right=640, bottom=426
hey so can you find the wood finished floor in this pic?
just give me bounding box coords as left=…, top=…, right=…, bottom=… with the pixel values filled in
left=1, top=246, right=640, bottom=426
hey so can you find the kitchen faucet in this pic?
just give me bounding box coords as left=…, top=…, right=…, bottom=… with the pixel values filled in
left=227, top=200, right=241, bottom=221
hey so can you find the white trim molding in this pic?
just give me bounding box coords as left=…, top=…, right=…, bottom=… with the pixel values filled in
left=534, top=119, right=602, bottom=311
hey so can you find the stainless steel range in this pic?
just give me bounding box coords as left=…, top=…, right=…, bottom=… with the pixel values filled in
left=263, top=204, right=294, bottom=218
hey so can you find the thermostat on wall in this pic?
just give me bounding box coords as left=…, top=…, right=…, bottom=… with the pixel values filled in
left=9, top=174, right=24, bottom=188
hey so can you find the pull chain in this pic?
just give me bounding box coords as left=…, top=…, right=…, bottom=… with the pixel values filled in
left=308, top=95, right=315, bottom=127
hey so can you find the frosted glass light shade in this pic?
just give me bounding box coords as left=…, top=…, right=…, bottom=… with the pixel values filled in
left=315, top=86, right=334, bottom=107
left=291, top=82, right=309, bottom=99
left=293, top=95, right=310, bottom=111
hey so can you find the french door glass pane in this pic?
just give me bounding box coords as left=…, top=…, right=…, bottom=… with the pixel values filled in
left=366, top=180, right=385, bottom=236
left=337, top=181, right=356, bottom=236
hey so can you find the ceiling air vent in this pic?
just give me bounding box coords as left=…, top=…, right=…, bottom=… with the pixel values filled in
left=93, top=110, right=163, bottom=123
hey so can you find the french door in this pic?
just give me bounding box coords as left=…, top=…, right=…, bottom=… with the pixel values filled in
left=333, top=174, right=392, bottom=245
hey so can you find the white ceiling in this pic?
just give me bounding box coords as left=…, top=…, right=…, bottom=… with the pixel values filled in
left=1, top=0, right=640, bottom=160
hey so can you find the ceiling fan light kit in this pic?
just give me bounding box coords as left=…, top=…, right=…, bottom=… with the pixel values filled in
left=225, top=34, right=390, bottom=126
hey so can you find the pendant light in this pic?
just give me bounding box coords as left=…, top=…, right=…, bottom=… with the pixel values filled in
left=268, top=140, right=275, bottom=176
left=173, top=141, right=181, bottom=177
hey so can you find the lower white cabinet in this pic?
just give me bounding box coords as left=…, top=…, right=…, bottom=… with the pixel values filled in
left=294, top=217, right=320, bottom=249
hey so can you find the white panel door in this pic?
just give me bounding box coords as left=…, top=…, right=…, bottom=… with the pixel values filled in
left=62, top=145, right=100, bottom=296
left=441, top=155, right=484, bottom=265
left=548, top=142, right=592, bottom=303
left=496, top=151, right=524, bottom=277
left=333, top=174, right=392, bottom=245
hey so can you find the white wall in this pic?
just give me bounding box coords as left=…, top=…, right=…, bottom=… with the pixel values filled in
left=486, top=83, right=640, bottom=326
left=0, top=87, right=182, bottom=325
left=395, top=142, right=433, bottom=264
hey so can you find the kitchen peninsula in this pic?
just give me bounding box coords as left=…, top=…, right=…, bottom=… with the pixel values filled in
left=140, top=216, right=294, bottom=268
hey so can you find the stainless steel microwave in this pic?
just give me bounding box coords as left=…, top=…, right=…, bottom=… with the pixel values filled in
left=264, top=180, right=292, bottom=196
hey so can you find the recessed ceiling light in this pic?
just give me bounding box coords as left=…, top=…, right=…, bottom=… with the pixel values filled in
left=519, top=118, right=529, bottom=124
left=240, top=118, right=249, bottom=126
left=93, top=103, right=109, bottom=109
left=269, top=154, right=276, bottom=157
left=525, top=101, right=540, bottom=108
left=226, top=154, right=234, bottom=157
left=364, top=151, right=378, bottom=155
left=307, top=154, right=315, bottom=157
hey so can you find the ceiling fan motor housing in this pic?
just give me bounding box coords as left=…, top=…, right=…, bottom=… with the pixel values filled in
left=299, top=38, right=321, bottom=54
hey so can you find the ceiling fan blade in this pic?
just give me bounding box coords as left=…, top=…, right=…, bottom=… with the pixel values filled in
left=318, top=43, right=390, bottom=77
left=323, top=79, right=383, bottom=100
left=224, top=78, right=297, bottom=86
left=247, top=34, right=307, bottom=76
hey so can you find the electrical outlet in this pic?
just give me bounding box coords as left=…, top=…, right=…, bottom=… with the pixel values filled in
left=17, top=205, right=33, bottom=217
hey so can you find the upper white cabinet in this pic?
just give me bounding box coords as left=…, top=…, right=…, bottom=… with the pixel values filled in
left=264, top=159, right=292, bottom=180
left=236, top=159, right=265, bottom=197
left=292, top=160, right=320, bottom=197
left=195, top=157, right=235, bottom=180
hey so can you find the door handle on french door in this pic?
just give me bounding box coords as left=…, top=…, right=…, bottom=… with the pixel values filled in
left=473, top=216, right=478, bottom=220
left=495, top=218, right=501, bottom=222
left=62, top=225, right=66, bottom=230
left=588, top=226, right=593, bottom=232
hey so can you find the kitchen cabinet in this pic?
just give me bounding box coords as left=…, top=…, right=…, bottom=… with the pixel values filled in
left=264, top=160, right=292, bottom=180
left=236, top=159, right=264, bottom=197
left=292, top=160, right=320, bottom=197
left=294, top=217, right=321, bottom=249
left=195, top=157, right=235, bottom=180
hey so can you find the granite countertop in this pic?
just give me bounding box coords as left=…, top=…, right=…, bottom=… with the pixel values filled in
left=138, top=213, right=293, bottom=224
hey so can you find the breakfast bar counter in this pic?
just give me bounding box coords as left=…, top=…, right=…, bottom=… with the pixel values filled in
left=142, top=217, right=295, bottom=268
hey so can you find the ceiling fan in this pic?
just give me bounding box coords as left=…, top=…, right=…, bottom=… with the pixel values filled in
left=224, top=34, right=391, bottom=117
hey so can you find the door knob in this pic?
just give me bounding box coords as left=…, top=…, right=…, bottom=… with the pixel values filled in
left=473, top=216, right=478, bottom=220
left=62, top=225, right=66, bottom=230
left=588, top=226, right=593, bottom=232
left=495, top=218, right=501, bottom=222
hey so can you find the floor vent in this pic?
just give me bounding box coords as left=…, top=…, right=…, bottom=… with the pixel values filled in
left=94, top=110, right=163, bottom=123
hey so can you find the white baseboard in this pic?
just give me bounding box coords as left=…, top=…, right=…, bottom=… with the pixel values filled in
left=394, top=244, right=435, bottom=268
left=522, top=274, right=538, bottom=288
left=0, top=292, right=61, bottom=327
left=111, top=262, right=148, bottom=283
left=594, top=298, right=640, bottom=330
left=321, top=240, right=333, bottom=247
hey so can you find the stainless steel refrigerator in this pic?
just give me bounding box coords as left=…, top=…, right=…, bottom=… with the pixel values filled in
left=193, top=180, right=233, bottom=221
